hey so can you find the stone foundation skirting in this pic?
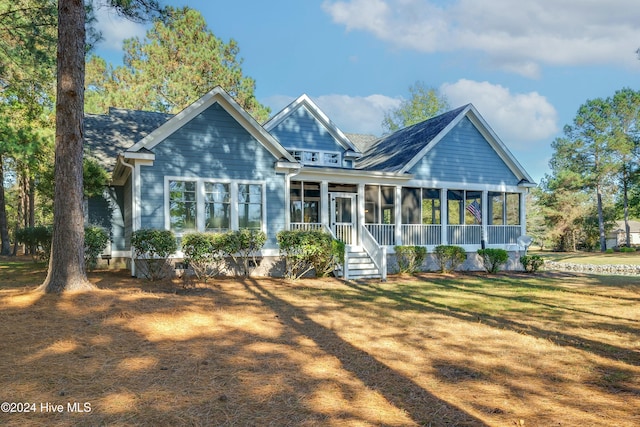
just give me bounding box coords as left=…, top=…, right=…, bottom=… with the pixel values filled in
left=543, top=260, right=640, bottom=276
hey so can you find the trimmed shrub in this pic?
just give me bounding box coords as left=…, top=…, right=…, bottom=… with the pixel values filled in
left=605, top=248, right=615, bottom=254
left=520, top=254, right=544, bottom=273
left=394, top=245, right=427, bottom=274
left=620, top=246, right=636, bottom=253
left=433, top=245, right=466, bottom=273
left=222, top=229, right=267, bottom=276
left=277, top=230, right=343, bottom=279
left=131, top=229, right=177, bottom=280
left=84, top=225, right=109, bottom=271
left=15, top=226, right=52, bottom=262
left=181, top=232, right=226, bottom=283
left=477, top=248, right=509, bottom=274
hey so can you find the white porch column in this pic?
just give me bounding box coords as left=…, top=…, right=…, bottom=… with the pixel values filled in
left=520, top=190, right=527, bottom=237
left=284, top=174, right=291, bottom=230
left=357, top=184, right=365, bottom=246
left=481, top=190, right=488, bottom=247
left=321, top=181, right=329, bottom=228
left=440, top=188, right=448, bottom=245
left=395, top=185, right=402, bottom=245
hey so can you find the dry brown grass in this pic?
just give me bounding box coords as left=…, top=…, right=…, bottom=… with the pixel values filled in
left=0, top=258, right=639, bottom=426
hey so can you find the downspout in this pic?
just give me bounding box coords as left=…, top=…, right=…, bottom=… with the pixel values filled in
left=117, top=155, right=136, bottom=276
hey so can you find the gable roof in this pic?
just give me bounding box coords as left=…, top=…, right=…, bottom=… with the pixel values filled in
left=356, top=104, right=535, bottom=184
left=127, top=86, right=296, bottom=163
left=357, top=105, right=468, bottom=173
left=264, top=94, right=361, bottom=155
left=84, top=108, right=172, bottom=171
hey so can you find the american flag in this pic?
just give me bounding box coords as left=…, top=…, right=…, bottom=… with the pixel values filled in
left=466, top=200, right=482, bottom=224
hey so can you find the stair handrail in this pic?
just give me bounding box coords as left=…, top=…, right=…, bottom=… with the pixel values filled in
left=323, top=224, right=349, bottom=279
left=360, top=224, right=387, bottom=280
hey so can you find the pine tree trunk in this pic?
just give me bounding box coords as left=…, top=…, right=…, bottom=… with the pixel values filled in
left=623, top=170, right=631, bottom=247
left=596, top=187, right=606, bottom=252
left=0, top=154, right=11, bottom=256
left=39, top=0, right=94, bottom=292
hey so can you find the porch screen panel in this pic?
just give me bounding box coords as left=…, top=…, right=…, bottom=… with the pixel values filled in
left=422, top=189, right=440, bottom=224
left=489, top=192, right=504, bottom=225
left=381, top=186, right=395, bottom=224
left=506, top=193, right=520, bottom=225
left=465, top=191, right=482, bottom=225
left=365, top=185, right=379, bottom=223
left=238, top=184, right=263, bottom=229
left=169, top=180, right=197, bottom=232
left=204, top=182, right=230, bottom=231
left=447, top=190, right=464, bottom=225
left=290, top=181, right=302, bottom=223
left=401, top=187, right=421, bottom=224
left=303, top=182, right=320, bottom=223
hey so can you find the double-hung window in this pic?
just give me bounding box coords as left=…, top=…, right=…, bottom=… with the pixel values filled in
left=238, top=184, right=263, bottom=230
left=204, top=182, right=230, bottom=232
left=169, top=180, right=197, bottom=232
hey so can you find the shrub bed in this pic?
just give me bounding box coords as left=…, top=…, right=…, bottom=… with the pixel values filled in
left=394, top=245, right=427, bottom=274
left=277, top=230, right=343, bottom=279
left=433, top=245, right=466, bottom=273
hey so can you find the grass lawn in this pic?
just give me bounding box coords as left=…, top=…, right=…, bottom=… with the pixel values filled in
left=1, top=258, right=639, bottom=426
left=535, top=250, right=640, bottom=265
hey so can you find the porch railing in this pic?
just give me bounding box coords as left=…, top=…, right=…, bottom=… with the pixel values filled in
left=487, top=225, right=521, bottom=244
left=447, top=225, right=482, bottom=245
left=365, top=224, right=396, bottom=246
left=361, top=224, right=387, bottom=280
left=401, top=224, right=442, bottom=246
left=334, top=224, right=354, bottom=245
left=290, top=222, right=323, bottom=231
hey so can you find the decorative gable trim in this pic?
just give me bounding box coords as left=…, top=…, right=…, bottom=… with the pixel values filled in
left=399, top=104, right=535, bottom=184
left=127, top=86, right=296, bottom=163
left=264, top=94, right=361, bottom=155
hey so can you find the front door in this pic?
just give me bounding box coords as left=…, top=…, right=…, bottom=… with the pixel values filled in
left=331, top=193, right=356, bottom=244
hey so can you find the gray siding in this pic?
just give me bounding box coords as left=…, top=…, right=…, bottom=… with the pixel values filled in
left=410, top=117, right=519, bottom=186
left=138, top=102, right=286, bottom=248
left=87, top=187, right=126, bottom=252
left=270, top=106, right=344, bottom=153
left=123, top=176, right=132, bottom=251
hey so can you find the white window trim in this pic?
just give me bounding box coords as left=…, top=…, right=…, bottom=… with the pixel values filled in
left=164, top=176, right=267, bottom=235
left=289, top=148, right=342, bottom=167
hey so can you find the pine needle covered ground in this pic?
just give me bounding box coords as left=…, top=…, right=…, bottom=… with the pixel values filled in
left=1, top=258, right=638, bottom=426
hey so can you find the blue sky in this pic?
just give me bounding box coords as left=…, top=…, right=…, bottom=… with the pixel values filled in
left=93, top=0, right=640, bottom=183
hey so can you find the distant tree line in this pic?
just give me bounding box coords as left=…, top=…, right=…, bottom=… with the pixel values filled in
left=529, top=88, right=640, bottom=251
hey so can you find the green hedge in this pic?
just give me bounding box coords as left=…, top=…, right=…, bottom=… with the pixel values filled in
left=181, top=232, right=226, bottom=282
left=394, top=245, right=427, bottom=274
left=520, top=254, right=544, bottom=273
left=277, top=230, right=344, bottom=279
left=84, top=225, right=109, bottom=271
left=224, top=229, right=267, bottom=276
left=131, top=229, right=177, bottom=280
left=15, top=226, right=52, bottom=262
left=433, top=245, right=466, bottom=273
left=477, top=248, right=509, bottom=274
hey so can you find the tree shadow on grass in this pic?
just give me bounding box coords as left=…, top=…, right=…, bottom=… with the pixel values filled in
left=339, top=278, right=640, bottom=367
left=241, top=278, right=486, bottom=427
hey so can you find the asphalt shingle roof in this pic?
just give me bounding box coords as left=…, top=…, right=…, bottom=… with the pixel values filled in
left=356, top=104, right=469, bottom=172
left=84, top=108, right=172, bottom=171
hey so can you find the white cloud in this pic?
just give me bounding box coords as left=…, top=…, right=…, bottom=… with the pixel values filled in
left=264, top=94, right=401, bottom=135
left=322, top=0, right=640, bottom=77
left=440, top=79, right=558, bottom=148
left=92, top=3, right=147, bottom=52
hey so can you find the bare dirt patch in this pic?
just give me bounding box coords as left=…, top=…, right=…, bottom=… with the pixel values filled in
left=1, top=261, right=639, bottom=426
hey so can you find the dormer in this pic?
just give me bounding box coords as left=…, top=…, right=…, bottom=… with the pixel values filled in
left=264, top=94, right=362, bottom=168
